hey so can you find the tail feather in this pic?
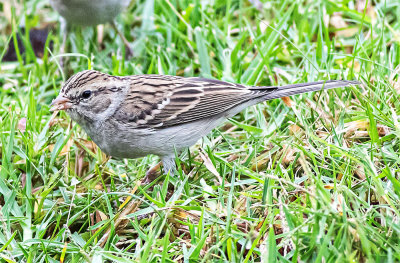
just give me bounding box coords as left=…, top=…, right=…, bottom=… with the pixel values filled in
left=253, top=80, right=360, bottom=101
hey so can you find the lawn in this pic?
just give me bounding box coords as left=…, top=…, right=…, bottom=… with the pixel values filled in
left=0, top=0, right=400, bottom=262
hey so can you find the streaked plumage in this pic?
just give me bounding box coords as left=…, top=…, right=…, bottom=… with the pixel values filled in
left=51, top=70, right=359, bottom=179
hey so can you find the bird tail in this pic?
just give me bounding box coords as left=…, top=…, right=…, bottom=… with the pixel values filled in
left=253, top=80, right=360, bottom=101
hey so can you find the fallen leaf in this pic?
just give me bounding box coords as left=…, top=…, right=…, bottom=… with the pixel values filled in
left=330, top=12, right=347, bottom=28
left=347, top=60, right=361, bottom=73
left=226, top=154, right=238, bottom=162
left=18, top=117, right=26, bottom=133
left=289, top=124, right=302, bottom=135
left=96, top=210, right=108, bottom=222
left=90, top=211, right=108, bottom=235
left=330, top=12, right=359, bottom=38
left=340, top=120, right=369, bottom=138
left=339, top=120, right=391, bottom=138
left=348, top=218, right=360, bottom=242
left=49, top=115, right=61, bottom=128
left=377, top=124, right=391, bottom=137
left=75, top=150, right=88, bottom=178
left=256, top=218, right=265, bottom=231
left=199, top=148, right=222, bottom=184
left=281, top=96, right=295, bottom=107
left=76, top=139, right=98, bottom=152
left=48, top=138, right=74, bottom=156
left=356, top=0, right=377, bottom=24
left=337, top=173, right=343, bottom=180
left=250, top=151, right=270, bottom=171
left=97, top=24, right=104, bottom=45
left=281, top=144, right=297, bottom=166
left=20, top=173, right=26, bottom=189
left=354, top=165, right=366, bottom=180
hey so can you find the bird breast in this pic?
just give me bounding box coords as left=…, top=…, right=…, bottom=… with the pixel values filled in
left=79, top=116, right=226, bottom=159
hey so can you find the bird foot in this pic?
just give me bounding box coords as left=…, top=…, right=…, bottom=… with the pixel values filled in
left=111, top=21, right=134, bottom=58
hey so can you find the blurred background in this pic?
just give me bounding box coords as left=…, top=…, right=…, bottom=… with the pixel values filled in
left=0, top=0, right=400, bottom=262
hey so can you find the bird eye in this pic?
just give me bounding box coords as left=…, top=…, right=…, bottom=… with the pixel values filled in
left=81, top=90, right=92, bottom=99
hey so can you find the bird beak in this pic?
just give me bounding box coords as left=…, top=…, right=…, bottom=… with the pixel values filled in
left=50, top=96, right=72, bottom=111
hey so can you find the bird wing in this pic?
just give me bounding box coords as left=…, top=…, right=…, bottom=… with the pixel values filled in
left=112, top=75, right=274, bottom=129
left=112, top=75, right=358, bottom=129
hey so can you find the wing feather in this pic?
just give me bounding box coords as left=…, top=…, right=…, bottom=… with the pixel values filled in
left=112, top=76, right=274, bottom=129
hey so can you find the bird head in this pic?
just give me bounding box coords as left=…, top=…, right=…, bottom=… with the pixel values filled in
left=50, top=70, right=126, bottom=124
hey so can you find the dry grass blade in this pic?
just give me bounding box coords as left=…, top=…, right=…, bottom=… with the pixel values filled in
left=99, top=181, right=143, bottom=247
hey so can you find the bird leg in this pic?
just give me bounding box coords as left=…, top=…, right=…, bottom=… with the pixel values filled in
left=100, top=158, right=175, bottom=245
left=142, top=156, right=176, bottom=183
left=111, top=21, right=133, bottom=57
left=161, top=156, right=176, bottom=176
left=59, top=18, right=68, bottom=69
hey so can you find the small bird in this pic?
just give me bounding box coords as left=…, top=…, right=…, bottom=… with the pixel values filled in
left=50, top=0, right=132, bottom=58
left=50, top=70, right=359, bottom=180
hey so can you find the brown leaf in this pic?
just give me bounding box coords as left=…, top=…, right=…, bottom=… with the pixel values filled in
left=289, top=124, right=302, bottom=135
left=377, top=124, right=391, bottom=137
left=250, top=150, right=271, bottom=171
left=76, top=139, right=98, bottom=152
left=348, top=219, right=360, bottom=242
left=48, top=138, right=74, bottom=156
left=336, top=172, right=343, bottom=181
left=281, top=144, right=298, bottom=166
left=48, top=111, right=60, bottom=128
left=89, top=210, right=107, bottom=235
left=281, top=96, right=295, bottom=107
left=96, top=210, right=108, bottom=222
left=356, top=0, right=377, bottom=24
left=226, top=154, right=239, bottom=162
left=354, top=165, right=366, bottom=180
left=330, top=12, right=347, bottom=29
left=334, top=194, right=344, bottom=216
left=330, top=12, right=359, bottom=38
left=99, top=190, right=142, bottom=247
left=97, top=24, right=104, bottom=45
left=199, top=148, right=222, bottom=184
left=20, top=173, right=26, bottom=189
left=94, top=183, right=104, bottom=190
left=255, top=218, right=265, bottom=231
left=341, top=120, right=369, bottom=138
left=347, top=60, right=361, bottom=73
left=75, top=150, right=89, bottom=178
left=18, top=117, right=26, bottom=133
left=341, top=120, right=391, bottom=138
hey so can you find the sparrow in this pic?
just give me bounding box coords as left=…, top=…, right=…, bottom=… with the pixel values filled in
left=50, top=0, right=133, bottom=60
left=50, top=70, right=359, bottom=180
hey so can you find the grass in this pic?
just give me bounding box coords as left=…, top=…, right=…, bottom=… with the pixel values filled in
left=0, top=0, right=400, bottom=262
